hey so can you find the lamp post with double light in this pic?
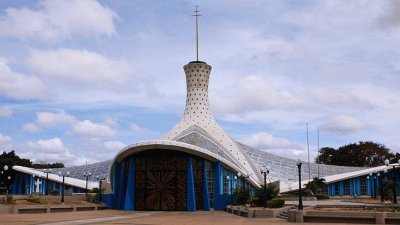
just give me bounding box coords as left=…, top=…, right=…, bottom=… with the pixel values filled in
left=297, top=159, right=303, bottom=210
left=377, top=171, right=383, bottom=202
left=58, top=171, right=70, bottom=203
left=370, top=171, right=378, bottom=199
left=2, top=165, right=9, bottom=194
left=83, top=172, right=92, bottom=196
left=43, top=168, right=52, bottom=195
left=260, top=165, right=270, bottom=208
left=367, top=175, right=371, bottom=198
left=385, top=159, right=400, bottom=204
left=96, top=174, right=106, bottom=202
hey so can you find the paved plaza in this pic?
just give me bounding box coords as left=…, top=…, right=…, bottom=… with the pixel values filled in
left=0, top=209, right=376, bottom=225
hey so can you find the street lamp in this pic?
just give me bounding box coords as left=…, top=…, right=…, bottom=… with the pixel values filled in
left=237, top=172, right=249, bottom=189
left=226, top=175, right=237, bottom=204
left=43, top=168, right=52, bottom=195
left=385, top=159, right=400, bottom=204
left=367, top=175, right=371, bottom=198
left=83, top=172, right=92, bottom=196
left=58, top=171, right=70, bottom=203
left=297, top=159, right=303, bottom=210
left=377, top=172, right=383, bottom=202
left=96, top=175, right=106, bottom=202
left=369, top=171, right=377, bottom=199
left=2, top=165, right=9, bottom=194
left=260, top=165, right=270, bottom=208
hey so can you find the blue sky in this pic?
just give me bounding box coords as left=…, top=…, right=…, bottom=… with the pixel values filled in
left=0, top=0, right=399, bottom=166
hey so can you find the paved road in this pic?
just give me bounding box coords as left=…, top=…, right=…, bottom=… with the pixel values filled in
left=0, top=209, right=378, bottom=225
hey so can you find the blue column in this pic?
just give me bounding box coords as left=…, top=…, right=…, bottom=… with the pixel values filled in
left=350, top=179, right=354, bottom=195
left=53, top=180, right=56, bottom=193
left=339, top=181, right=344, bottom=196
left=41, top=178, right=45, bottom=194
left=30, top=176, right=34, bottom=194
left=42, top=177, right=46, bottom=195
left=366, top=178, right=371, bottom=196
left=213, top=161, right=224, bottom=210
left=202, top=161, right=210, bottom=211
left=123, top=159, right=135, bottom=211
left=112, top=162, right=121, bottom=209
left=187, top=157, right=196, bottom=212
left=117, top=160, right=126, bottom=210
left=357, top=177, right=361, bottom=195
left=327, top=184, right=332, bottom=196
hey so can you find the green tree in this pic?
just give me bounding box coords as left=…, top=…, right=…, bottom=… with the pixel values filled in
left=32, top=162, right=65, bottom=169
left=253, top=183, right=279, bottom=207
left=315, top=141, right=394, bottom=167
left=0, top=150, right=33, bottom=193
left=304, top=177, right=327, bottom=195
left=232, top=187, right=250, bottom=205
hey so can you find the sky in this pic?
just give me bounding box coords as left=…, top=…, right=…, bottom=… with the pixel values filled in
left=0, top=0, right=399, bottom=166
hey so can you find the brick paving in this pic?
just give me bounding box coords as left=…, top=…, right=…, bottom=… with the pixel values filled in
left=0, top=210, right=376, bottom=225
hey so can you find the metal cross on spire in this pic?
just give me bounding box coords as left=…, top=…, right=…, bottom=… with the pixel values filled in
left=193, top=6, right=201, bottom=61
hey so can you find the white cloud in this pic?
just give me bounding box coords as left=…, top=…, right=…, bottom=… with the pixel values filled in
left=26, top=137, right=75, bottom=163
left=36, top=110, right=76, bottom=128
left=0, top=106, right=12, bottom=117
left=21, top=111, right=76, bottom=133
left=213, top=75, right=302, bottom=115
left=380, top=1, right=400, bottom=28
left=239, top=132, right=302, bottom=150
left=0, top=0, right=117, bottom=42
left=130, top=122, right=146, bottom=134
left=21, top=123, right=41, bottom=133
left=72, top=120, right=116, bottom=138
left=28, top=137, right=67, bottom=154
left=309, top=87, right=372, bottom=111
left=0, top=134, right=13, bottom=145
left=0, top=58, right=46, bottom=99
left=104, top=140, right=125, bottom=150
left=29, top=48, right=131, bottom=87
left=319, top=115, right=366, bottom=135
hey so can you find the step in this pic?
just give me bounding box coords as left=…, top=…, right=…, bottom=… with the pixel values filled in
left=277, top=215, right=288, bottom=220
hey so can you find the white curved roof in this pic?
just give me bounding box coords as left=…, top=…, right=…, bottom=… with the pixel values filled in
left=13, top=165, right=99, bottom=190
left=280, top=164, right=397, bottom=193
left=110, top=139, right=261, bottom=187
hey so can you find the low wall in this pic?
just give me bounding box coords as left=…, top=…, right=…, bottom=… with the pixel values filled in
left=2, top=195, right=87, bottom=203
left=288, top=210, right=400, bottom=224
left=283, top=196, right=317, bottom=201
left=0, top=204, right=107, bottom=214
left=225, top=205, right=290, bottom=218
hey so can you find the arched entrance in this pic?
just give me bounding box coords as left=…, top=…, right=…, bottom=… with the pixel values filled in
left=134, top=149, right=204, bottom=211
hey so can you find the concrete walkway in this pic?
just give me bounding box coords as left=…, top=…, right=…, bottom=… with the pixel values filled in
left=285, top=199, right=378, bottom=207
left=0, top=209, right=378, bottom=225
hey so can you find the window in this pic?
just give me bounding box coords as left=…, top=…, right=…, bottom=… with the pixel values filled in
left=344, top=180, right=350, bottom=195
left=205, top=161, right=214, bottom=208
left=334, top=182, right=339, bottom=195
left=361, top=177, right=367, bottom=195
left=223, top=169, right=229, bottom=194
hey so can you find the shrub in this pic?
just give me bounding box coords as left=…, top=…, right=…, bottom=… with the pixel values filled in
left=252, top=183, right=279, bottom=207
left=50, top=189, right=60, bottom=196
left=232, top=188, right=250, bottom=205
left=86, top=193, right=97, bottom=203
left=25, top=195, right=43, bottom=204
left=316, top=194, right=329, bottom=200
left=6, top=195, right=13, bottom=204
left=267, top=198, right=285, bottom=208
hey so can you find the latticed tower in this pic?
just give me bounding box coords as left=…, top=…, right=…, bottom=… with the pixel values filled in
left=165, top=61, right=261, bottom=185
